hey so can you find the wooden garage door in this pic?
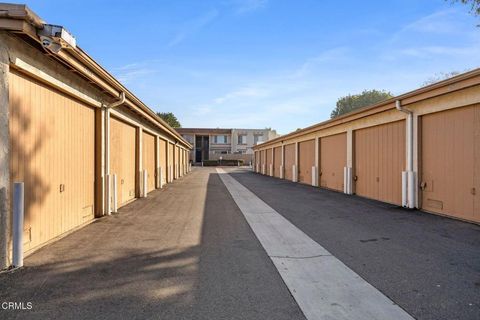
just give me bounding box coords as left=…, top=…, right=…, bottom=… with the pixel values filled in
left=266, top=148, right=272, bottom=175
left=354, top=121, right=405, bottom=205
left=9, top=70, right=95, bottom=252
left=110, top=117, right=137, bottom=208
left=421, top=106, right=480, bottom=223
left=180, top=149, right=183, bottom=176
left=274, top=146, right=282, bottom=178
left=159, top=139, right=167, bottom=185
left=320, top=133, right=347, bottom=192
left=284, top=143, right=295, bottom=181
left=142, top=132, right=156, bottom=193
left=260, top=150, right=265, bottom=173
left=168, top=143, right=174, bottom=180
left=298, top=140, right=315, bottom=185
left=176, top=146, right=180, bottom=178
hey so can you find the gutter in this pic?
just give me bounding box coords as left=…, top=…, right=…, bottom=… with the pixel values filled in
left=396, top=100, right=415, bottom=209
left=253, top=68, right=480, bottom=150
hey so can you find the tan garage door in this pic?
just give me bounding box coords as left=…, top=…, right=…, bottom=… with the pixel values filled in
left=354, top=121, right=405, bottom=205
left=182, top=149, right=185, bottom=175
left=284, top=143, right=295, bottom=181
left=266, top=148, right=272, bottom=175
left=320, top=133, right=347, bottom=192
left=298, top=140, right=315, bottom=185
left=110, top=117, right=137, bottom=208
left=420, top=106, right=480, bottom=223
left=180, top=149, right=184, bottom=176
left=9, top=70, right=95, bottom=252
left=168, top=143, right=174, bottom=180
left=260, top=150, right=265, bottom=173
left=159, top=139, right=167, bottom=185
left=175, top=146, right=180, bottom=178
left=274, top=146, right=282, bottom=178
left=142, top=132, right=156, bottom=193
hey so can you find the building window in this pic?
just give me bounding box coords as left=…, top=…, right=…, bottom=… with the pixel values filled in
left=253, top=134, right=264, bottom=144
left=214, top=135, right=228, bottom=144
left=238, top=134, right=247, bottom=145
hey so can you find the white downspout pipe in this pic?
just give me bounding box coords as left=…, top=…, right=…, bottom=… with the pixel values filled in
left=396, top=100, right=415, bottom=209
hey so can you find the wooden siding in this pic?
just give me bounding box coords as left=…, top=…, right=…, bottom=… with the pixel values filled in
left=260, top=149, right=265, bottom=173
left=420, top=106, right=480, bottom=223
left=266, top=148, right=272, bottom=174
left=168, top=143, right=174, bottom=181
left=159, top=139, right=167, bottom=185
left=354, top=121, right=405, bottom=205
left=320, top=133, right=347, bottom=192
left=298, top=140, right=315, bottom=185
left=9, top=70, right=95, bottom=252
left=110, top=117, right=137, bottom=208
left=284, top=143, right=295, bottom=181
left=274, top=146, right=282, bottom=178
left=142, top=132, right=156, bottom=193
left=175, top=145, right=180, bottom=178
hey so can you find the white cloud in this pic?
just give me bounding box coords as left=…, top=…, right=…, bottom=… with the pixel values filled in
left=401, top=9, right=458, bottom=34
left=292, top=47, right=351, bottom=78
left=228, top=0, right=268, bottom=14
left=399, top=45, right=480, bottom=58
left=389, top=8, right=475, bottom=45
left=113, top=63, right=158, bottom=84
left=167, top=9, right=219, bottom=47
left=213, top=86, right=270, bottom=104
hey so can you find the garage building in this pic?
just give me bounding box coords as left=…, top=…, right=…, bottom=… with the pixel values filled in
left=0, top=4, right=192, bottom=268
left=254, top=69, right=480, bottom=224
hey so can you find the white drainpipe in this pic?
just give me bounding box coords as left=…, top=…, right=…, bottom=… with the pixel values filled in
left=396, top=100, right=415, bottom=209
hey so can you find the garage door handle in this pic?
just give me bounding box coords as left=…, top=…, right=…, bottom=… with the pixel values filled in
left=420, top=181, right=427, bottom=190
left=472, top=187, right=476, bottom=195
left=353, top=175, right=358, bottom=181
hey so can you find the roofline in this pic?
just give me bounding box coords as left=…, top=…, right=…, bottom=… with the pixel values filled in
left=254, top=67, right=480, bottom=149
left=0, top=3, right=192, bottom=149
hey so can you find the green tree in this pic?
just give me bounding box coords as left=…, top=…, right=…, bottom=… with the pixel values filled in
left=330, top=89, right=393, bottom=118
left=156, top=112, right=181, bottom=128
left=422, top=71, right=462, bottom=86
left=447, top=0, right=480, bottom=16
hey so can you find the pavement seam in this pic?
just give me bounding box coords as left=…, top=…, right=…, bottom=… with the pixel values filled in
left=269, top=254, right=332, bottom=259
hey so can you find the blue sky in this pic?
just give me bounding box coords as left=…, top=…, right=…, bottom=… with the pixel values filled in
left=18, top=0, right=480, bottom=134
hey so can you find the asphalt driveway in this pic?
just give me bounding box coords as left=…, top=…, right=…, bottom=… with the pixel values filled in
left=0, top=168, right=304, bottom=320
left=1, top=167, right=479, bottom=320
left=229, top=168, right=480, bottom=320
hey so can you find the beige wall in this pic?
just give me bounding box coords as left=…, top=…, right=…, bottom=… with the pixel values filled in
left=0, top=31, right=192, bottom=267
left=254, top=78, right=480, bottom=223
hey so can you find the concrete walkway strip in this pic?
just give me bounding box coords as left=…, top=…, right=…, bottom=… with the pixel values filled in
left=216, top=168, right=414, bottom=320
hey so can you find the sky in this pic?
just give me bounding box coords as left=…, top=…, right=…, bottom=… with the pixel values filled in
left=16, top=0, right=480, bottom=134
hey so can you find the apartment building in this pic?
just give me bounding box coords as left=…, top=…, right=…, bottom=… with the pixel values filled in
left=177, top=128, right=279, bottom=164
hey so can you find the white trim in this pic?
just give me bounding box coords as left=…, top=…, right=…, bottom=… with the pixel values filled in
left=12, top=58, right=102, bottom=108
